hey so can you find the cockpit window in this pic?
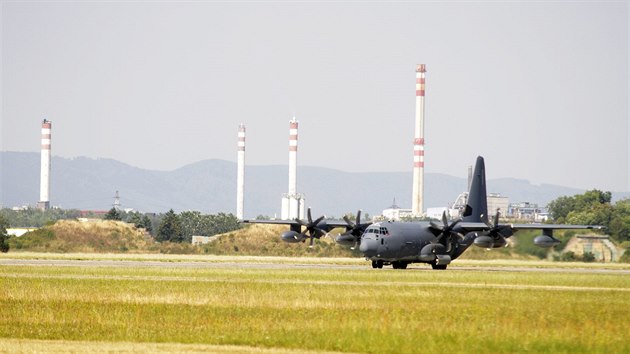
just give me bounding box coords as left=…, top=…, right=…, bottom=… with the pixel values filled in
left=364, top=227, right=389, bottom=236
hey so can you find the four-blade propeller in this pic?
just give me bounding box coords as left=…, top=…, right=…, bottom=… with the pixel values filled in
left=473, top=210, right=513, bottom=248
left=295, top=208, right=327, bottom=248
left=429, top=211, right=462, bottom=248
left=338, top=210, right=369, bottom=249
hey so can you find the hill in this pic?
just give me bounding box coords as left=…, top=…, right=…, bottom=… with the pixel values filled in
left=4, top=151, right=626, bottom=217
left=9, top=220, right=152, bottom=253
left=200, top=224, right=359, bottom=258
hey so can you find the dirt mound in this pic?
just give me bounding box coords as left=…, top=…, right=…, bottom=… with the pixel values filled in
left=10, top=220, right=152, bottom=253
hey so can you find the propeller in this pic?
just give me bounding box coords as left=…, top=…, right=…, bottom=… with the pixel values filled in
left=429, top=211, right=462, bottom=248
left=484, top=210, right=513, bottom=245
left=295, top=208, right=327, bottom=248
left=339, top=210, right=369, bottom=250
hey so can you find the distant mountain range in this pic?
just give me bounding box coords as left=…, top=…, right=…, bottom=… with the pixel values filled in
left=2, top=151, right=627, bottom=218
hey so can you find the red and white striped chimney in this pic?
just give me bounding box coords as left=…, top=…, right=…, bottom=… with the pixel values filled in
left=288, top=117, right=298, bottom=197
left=412, top=64, right=426, bottom=216
left=281, top=116, right=304, bottom=220
left=236, top=123, right=246, bottom=219
left=38, top=119, right=52, bottom=210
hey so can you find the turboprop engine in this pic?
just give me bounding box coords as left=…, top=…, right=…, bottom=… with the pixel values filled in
left=473, top=235, right=508, bottom=249
left=533, top=234, right=561, bottom=248
left=472, top=211, right=512, bottom=249
left=419, top=243, right=451, bottom=265
left=533, top=229, right=561, bottom=248
left=281, top=231, right=304, bottom=243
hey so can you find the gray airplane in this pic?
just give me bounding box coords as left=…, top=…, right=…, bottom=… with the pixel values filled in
left=243, top=156, right=603, bottom=269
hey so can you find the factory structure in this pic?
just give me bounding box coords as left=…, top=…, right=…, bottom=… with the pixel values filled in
left=280, top=117, right=305, bottom=220
left=37, top=119, right=52, bottom=210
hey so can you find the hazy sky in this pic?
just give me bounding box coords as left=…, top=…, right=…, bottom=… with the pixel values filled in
left=2, top=1, right=628, bottom=192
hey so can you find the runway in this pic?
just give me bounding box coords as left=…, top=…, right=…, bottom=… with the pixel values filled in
left=2, top=257, right=629, bottom=274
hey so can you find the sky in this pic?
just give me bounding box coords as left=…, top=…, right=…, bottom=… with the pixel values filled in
left=2, top=0, right=629, bottom=192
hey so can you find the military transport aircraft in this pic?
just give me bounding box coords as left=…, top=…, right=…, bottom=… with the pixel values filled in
left=242, top=156, right=603, bottom=269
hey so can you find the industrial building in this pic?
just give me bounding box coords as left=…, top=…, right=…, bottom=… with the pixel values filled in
left=509, top=202, right=549, bottom=222
left=382, top=199, right=414, bottom=220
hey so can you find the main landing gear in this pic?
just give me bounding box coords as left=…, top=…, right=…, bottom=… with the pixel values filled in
left=371, top=260, right=408, bottom=269
left=431, top=262, right=447, bottom=270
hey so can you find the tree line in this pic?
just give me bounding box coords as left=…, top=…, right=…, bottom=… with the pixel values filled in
left=0, top=207, right=241, bottom=251
left=547, top=189, right=630, bottom=243
left=103, top=208, right=241, bottom=243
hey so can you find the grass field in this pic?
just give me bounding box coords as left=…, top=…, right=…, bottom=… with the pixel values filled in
left=1, top=254, right=629, bottom=353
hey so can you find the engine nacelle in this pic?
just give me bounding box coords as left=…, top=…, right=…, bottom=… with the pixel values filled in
left=534, top=235, right=561, bottom=248
left=435, top=254, right=451, bottom=265
left=473, top=235, right=507, bottom=249
left=281, top=231, right=303, bottom=243
left=473, top=235, right=494, bottom=248
left=419, top=243, right=445, bottom=262
left=335, top=234, right=356, bottom=246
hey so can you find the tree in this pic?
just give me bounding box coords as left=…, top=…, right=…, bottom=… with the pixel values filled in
left=547, top=196, right=576, bottom=223
left=548, top=190, right=612, bottom=224
left=608, top=199, right=630, bottom=243
left=179, top=211, right=203, bottom=243
left=0, top=215, right=10, bottom=253
left=156, top=209, right=183, bottom=242
left=127, top=211, right=143, bottom=227
left=104, top=208, right=122, bottom=221
left=141, top=215, right=153, bottom=234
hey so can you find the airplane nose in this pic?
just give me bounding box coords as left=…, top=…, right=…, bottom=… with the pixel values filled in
left=359, top=237, right=378, bottom=257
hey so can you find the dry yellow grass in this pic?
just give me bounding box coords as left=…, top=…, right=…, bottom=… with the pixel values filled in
left=0, top=338, right=347, bottom=354
left=1, top=257, right=629, bottom=353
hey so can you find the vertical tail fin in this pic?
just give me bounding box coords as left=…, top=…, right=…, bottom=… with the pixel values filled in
left=462, top=156, right=488, bottom=223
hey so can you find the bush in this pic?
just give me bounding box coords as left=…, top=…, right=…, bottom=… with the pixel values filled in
left=560, top=251, right=578, bottom=262
left=582, top=252, right=596, bottom=263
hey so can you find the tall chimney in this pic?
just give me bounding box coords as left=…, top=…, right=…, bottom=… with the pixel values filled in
left=236, top=123, right=246, bottom=220
left=38, top=119, right=52, bottom=210
left=288, top=117, right=298, bottom=196
left=412, top=64, right=426, bottom=216
left=281, top=116, right=304, bottom=220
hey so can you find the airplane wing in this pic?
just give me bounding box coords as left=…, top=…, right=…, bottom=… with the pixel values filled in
left=241, top=219, right=350, bottom=229
left=457, top=222, right=604, bottom=233
left=508, top=224, right=604, bottom=231
left=241, top=208, right=372, bottom=247
left=456, top=221, right=604, bottom=249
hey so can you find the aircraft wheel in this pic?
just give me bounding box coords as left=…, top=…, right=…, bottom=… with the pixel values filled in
left=377, top=260, right=384, bottom=269
left=371, top=261, right=378, bottom=269
left=399, top=262, right=408, bottom=269
left=431, top=263, right=447, bottom=270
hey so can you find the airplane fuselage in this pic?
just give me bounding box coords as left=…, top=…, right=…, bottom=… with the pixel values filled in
left=359, top=221, right=474, bottom=269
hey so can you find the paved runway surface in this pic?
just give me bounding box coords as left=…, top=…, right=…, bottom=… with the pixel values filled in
left=2, top=258, right=629, bottom=274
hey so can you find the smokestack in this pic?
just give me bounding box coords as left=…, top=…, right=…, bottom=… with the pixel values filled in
left=281, top=116, right=304, bottom=219
left=288, top=117, right=298, bottom=196
left=37, top=119, right=52, bottom=210
left=236, top=123, right=246, bottom=220
left=412, top=64, right=426, bottom=216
